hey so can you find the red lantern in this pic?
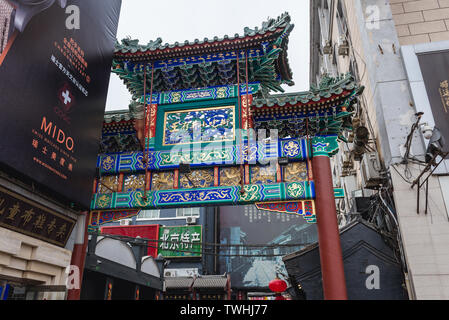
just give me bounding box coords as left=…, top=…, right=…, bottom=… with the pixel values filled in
left=275, top=294, right=286, bottom=300
left=269, top=278, right=287, bottom=293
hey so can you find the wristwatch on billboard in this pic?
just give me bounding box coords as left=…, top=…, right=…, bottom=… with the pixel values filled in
left=0, top=0, right=67, bottom=54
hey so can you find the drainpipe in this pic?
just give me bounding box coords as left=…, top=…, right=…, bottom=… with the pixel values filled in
left=67, top=212, right=89, bottom=300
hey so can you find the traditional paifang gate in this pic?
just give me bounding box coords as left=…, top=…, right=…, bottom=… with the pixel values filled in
left=87, top=13, right=363, bottom=300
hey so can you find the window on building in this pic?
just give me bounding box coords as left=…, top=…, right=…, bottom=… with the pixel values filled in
left=137, top=209, right=160, bottom=220
left=176, top=207, right=200, bottom=217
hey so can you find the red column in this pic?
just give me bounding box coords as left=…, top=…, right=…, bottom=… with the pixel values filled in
left=173, top=169, right=179, bottom=189
left=312, top=155, right=347, bottom=300
left=66, top=212, right=89, bottom=300
left=214, top=166, right=219, bottom=187
left=135, top=285, right=140, bottom=300
left=227, top=274, right=231, bottom=300
left=145, top=171, right=152, bottom=191
left=117, top=173, right=124, bottom=193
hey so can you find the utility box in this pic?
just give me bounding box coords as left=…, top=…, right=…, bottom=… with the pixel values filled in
left=361, top=152, right=383, bottom=189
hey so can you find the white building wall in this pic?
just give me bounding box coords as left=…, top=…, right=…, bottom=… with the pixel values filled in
left=312, top=0, right=449, bottom=299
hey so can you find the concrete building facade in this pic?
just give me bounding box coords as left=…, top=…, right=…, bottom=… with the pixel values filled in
left=310, top=0, right=449, bottom=299
left=0, top=174, right=83, bottom=300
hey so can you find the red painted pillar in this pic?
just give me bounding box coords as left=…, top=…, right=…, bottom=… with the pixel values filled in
left=312, top=155, right=347, bottom=300
left=66, top=212, right=89, bottom=300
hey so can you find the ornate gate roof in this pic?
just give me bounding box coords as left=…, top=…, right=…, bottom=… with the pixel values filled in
left=112, top=13, right=295, bottom=97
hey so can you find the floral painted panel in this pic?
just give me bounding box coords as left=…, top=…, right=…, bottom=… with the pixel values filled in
left=220, top=167, right=241, bottom=187
left=180, top=169, right=214, bottom=189
left=284, top=162, right=308, bottom=182
left=251, top=166, right=277, bottom=185
left=98, top=175, right=119, bottom=194
left=123, top=174, right=145, bottom=192
left=151, top=171, right=174, bottom=190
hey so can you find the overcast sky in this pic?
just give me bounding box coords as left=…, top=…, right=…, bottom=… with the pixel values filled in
left=105, top=0, right=310, bottom=111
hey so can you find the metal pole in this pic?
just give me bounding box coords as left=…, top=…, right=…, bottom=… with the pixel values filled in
left=245, top=50, right=250, bottom=132
left=425, top=179, right=429, bottom=215
left=143, top=63, right=154, bottom=200
left=417, top=177, right=420, bottom=215
left=236, top=52, right=245, bottom=193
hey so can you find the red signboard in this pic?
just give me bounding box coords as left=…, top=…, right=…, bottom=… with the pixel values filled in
left=101, top=224, right=159, bottom=257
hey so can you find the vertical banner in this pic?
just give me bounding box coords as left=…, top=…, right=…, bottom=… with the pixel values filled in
left=240, top=94, right=253, bottom=130
left=144, top=104, right=150, bottom=149
left=418, top=50, right=449, bottom=153
left=0, top=0, right=122, bottom=208
left=145, top=103, right=157, bottom=151
left=149, top=104, right=158, bottom=139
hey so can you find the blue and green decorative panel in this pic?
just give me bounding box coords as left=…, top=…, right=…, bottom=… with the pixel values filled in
left=236, top=144, right=258, bottom=164
left=117, top=153, right=146, bottom=171
left=99, top=154, right=118, bottom=173
left=91, top=181, right=315, bottom=210
left=311, top=135, right=340, bottom=157
left=140, top=83, right=261, bottom=105
left=334, top=188, right=345, bottom=199
left=156, top=147, right=236, bottom=169
left=155, top=187, right=236, bottom=207
left=155, top=98, right=239, bottom=151
left=286, top=181, right=314, bottom=200
left=281, top=139, right=310, bottom=159
left=93, top=193, right=114, bottom=210
left=163, top=105, right=235, bottom=146
left=257, top=141, right=279, bottom=164
left=98, top=153, right=144, bottom=173
left=97, top=137, right=311, bottom=174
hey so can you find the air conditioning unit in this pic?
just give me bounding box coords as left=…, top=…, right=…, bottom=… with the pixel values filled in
left=342, top=151, right=353, bottom=169
left=323, top=40, right=333, bottom=55
left=338, top=36, right=350, bottom=56
left=340, top=151, right=354, bottom=177
left=186, top=216, right=197, bottom=225
left=164, top=270, right=176, bottom=277
left=120, top=219, right=130, bottom=226
left=361, top=152, right=383, bottom=189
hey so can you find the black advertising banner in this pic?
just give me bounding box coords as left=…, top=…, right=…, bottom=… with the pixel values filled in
left=418, top=50, right=449, bottom=153
left=0, top=0, right=122, bottom=208
left=0, top=185, right=76, bottom=247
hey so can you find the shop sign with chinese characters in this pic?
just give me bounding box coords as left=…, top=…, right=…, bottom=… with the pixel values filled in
left=0, top=186, right=76, bottom=247
left=158, top=225, right=202, bottom=258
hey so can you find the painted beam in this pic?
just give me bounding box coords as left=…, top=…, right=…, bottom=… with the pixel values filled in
left=138, top=83, right=261, bottom=105
left=97, top=138, right=310, bottom=174
left=90, top=182, right=345, bottom=210
left=91, top=181, right=315, bottom=210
